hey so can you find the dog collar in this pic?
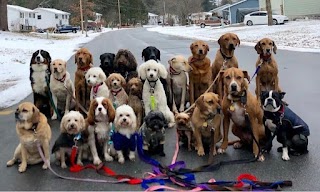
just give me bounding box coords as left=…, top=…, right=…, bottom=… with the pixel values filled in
left=260, top=54, right=271, bottom=62
left=93, top=82, right=103, bottom=94
left=28, top=123, right=38, bottom=134
left=220, top=49, right=233, bottom=60
left=55, top=74, right=66, bottom=83
left=229, top=90, right=247, bottom=105
left=111, top=87, right=122, bottom=96
left=189, top=57, right=202, bottom=64
left=78, top=65, right=91, bottom=72
left=169, top=66, right=181, bottom=75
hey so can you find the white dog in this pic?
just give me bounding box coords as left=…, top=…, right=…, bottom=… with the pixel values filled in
left=52, top=111, right=87, bottom=168
left=49, top=59, right=75, bottom=120
left=87, top=97, right=115, bottom=165
left=112, top=105, right=137, bottom=164
left=85, top=67, right=110, bottom=100
left=138, top=60, right=175, bottom=127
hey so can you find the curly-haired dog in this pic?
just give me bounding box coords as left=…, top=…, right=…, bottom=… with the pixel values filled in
left=191, top=93, right=222, bottom=157
left=175, top=112, right=193, bottom=151
left=7, top=102, right=52, bottom=173
left=114, top=49, right=138, bottom=81
left=140, top=111, right=167, bottom=156
left=29, top=49, right=52, bottom=117
left=167, top=55, right=192, bottom=113
left=86, top=97, right=116, bottom=165
left=138, top=60, right=175, bottom=127
left=74, top=48, right=93, bottom=114
left=106, top=73, right=128, bottom=107
left=212, top=33, right=240, bottom=100
left=189, top=40, right=212, bottom=105
left=218, top=67, right=266, bottom=161
left=112, top=105, right=137, bottom=164
left=261, top=90, right=309, bottom=161
left=100, top=53, right=116, bottom=77
left=85, top=67, right=110, bottom=100
left=49, top=59, right=75, bottom=120
left=52, top=111, right=86, bottom=168
left=127, top=77, right=144, bottom=130
left=254, top=38, right=281, bottom=101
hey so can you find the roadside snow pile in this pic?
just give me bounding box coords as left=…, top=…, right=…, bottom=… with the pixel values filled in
left=147, top=20, right=320, bottom=52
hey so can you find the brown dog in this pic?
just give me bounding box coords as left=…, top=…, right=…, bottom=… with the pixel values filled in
left=218, top=67, right=265, bottom=161
left=74, top=48, right=93, bottom=115
left=127, top=77, right=144, bottom=130
left=7, top=102, right=52, bottom=173
left=254, top=38, right=280, bottom=100
left=212, top=33, right=240, bottom=100
left=191, top=92, right=222, bottom=157
left=175, top=112, right=193, bottom=151
left=188, top=40, right=212, bottom=104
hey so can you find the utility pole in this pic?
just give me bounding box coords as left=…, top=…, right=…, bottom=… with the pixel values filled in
left=266, top=0, right=272, bottom=26
left=80, top=0, right=84, bottom=34
left=117, top=0, right=121, bottom=28
left=162, top=0, right=166, bottom=27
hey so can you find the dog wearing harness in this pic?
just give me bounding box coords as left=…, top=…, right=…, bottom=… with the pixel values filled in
left=261, top=90, right=309, bottom=161
left=175, top=112, right=193, bottom=151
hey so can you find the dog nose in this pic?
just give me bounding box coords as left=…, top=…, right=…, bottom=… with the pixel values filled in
left=104, top=62, right=109, bottom=65
left=79, top=57, right=82, bottom=61
left=87, top=79, right=90, bottom=83
left=15, top=111, right=19, bottom=119
left=150, top=74, right=154, bottom=78
left=70, top=124, right=74, bottom=128
left=98, top=107, right=102, bottom=111
left=36, top=56, right=40, bottom=61
left=198, top=49, right=203, bottom=54
left=54, top=68, right=58, bottom=72
left=267, top=98, right=273, bottom=103
left=113, top=82, right=117, bottom=86
left=229, top=43, right=235, bottom=49
left=231, top=84, right=237, bottom=91
left=150, top=55, right=156, bottom=60
left=266, top=49, right=271, bottom=53
left=123, top=118, right=127, bottom=122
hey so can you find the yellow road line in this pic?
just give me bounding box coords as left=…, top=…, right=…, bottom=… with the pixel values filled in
left=0, top=110, right=14, bottom=115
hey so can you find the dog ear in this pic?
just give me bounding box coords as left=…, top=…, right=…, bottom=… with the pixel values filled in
left=242, top=70, right=250, bottom=81
left=31, top=106, right=40, bottom=124
left=156, top=48, right=161, bottom=61
left=111, top=53, right=116, bottom=60
left=206, top=44, right=210, bottom=52
left=142, top=48, right=147, bottom=61
left=138, top=63, right=147, bottom=80
left=218, top=35, right=224, bottom=46
left=158, top=63, right=168, bottom=79
left=120, top=74, right=126, bottom=87
left=79, top=114, right=86, bottom=131
left=280, top=92, right=286, bottom=99
left=195, top=95, right=206, bottom=111
left=190, top=42, right=194, bottom=51
left=89, top=52, right=93, bottom=65
left=60, top=115, right=68, bottom=133
left=105, top=75, right=112, bottom=88
left=107, top=99, right=116, bottom=123
left=99, top=69, right=107, bottom=81
left=273, top=41, right=277, bottom=54
left=255, top=41, right=262, bottom=54
left=75, top=52, right=78, bottom=65
left=44, top=51, right=52, bottom=64
left=236, top=35, right=240, bottom=46
left=168, top=57, right=175, bottom=65
left=99, top=54, right=104, bottom=61
left=218, top=70, right=225, bottom=84
left=86, top=100, right=96, bottom=125
left=241, top=71, right=249, bottom=90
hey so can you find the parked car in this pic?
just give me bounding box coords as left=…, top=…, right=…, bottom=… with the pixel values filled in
left=199, top=16, right=230, bottom=28
left=243, top=11, right=289, bottom=26
left=55, top=25, right=78, bottom=33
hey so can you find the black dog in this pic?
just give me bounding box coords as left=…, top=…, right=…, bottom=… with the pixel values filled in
left=29, top=49, right=52, bottom=118
left=99, top=53, right=115, bottom=77
left=142, top=46, right=161, bottom=61
left=140, top=111, right=167, bottom=156
left=261, top=90, right=310, bottom=161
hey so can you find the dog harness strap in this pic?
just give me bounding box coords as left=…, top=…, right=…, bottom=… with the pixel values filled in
left=220, top=49, right=233, bottom=60
left=55, top=74, right=66, bottom=83
left=259, top=54, right=272, bottom=62
left=169, top=66, right=181, bottom=75
left=93, top=82, right=103, bottom=95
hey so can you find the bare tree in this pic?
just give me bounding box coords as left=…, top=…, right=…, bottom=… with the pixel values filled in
left=266, top=0, right=272, bottom=26
left=0, top=0, right=9, bottom=31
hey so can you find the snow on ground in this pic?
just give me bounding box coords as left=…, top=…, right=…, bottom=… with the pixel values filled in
left=0, top=28, right=118, bottom=109
left=147, top=20, right=320, bottom=52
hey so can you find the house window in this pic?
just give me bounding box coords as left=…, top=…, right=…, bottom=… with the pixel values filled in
left=37, top=15, right=41, bottom=19
left=66, top=15, right=68, bottom=19
left=29, top=13, right=31, bottom=18
left=33, top=13, right=35, bottom=18
left=55, top=14, right=58, bottom=19
left=62, top=15, right=64, bottom=19
left=20, top=12, right=24, bottom=18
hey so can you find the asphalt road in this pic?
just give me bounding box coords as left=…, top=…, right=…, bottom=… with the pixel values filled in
left=1, top=28, right=320, bottom=191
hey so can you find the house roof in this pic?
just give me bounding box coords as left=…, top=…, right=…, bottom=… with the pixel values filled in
left=210, top=0, right=250, bottom=12
left=34, top=8, right=70, bottom=15
left=96, top=13, right=102, bottom=16
left=7, top=5, right=34, bottom=13
left=148, top=12, right=158, bottom=17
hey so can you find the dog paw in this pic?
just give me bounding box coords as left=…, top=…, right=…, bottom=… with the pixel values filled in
left=51, top=114, right=57, bottom=120
left=93, top=158, right=102, bottom=165
left=118, top=157, right=125, bottom=164
left=104, top=155, right=114, bottom=162
left=77, top=161, right=83, bottom=166
left=217, top=148, right=225, bottom=154
left=256, top=154, right=265, bottom=162
left=282, top=153, right=290, bottom=161
left=168, top=123, right=175, bottom=128
left=18, top=163, right=27, bottom=173
left=212, top=150, right=217, bottom=156
left=179, top=107, right=185, bottom=113
left=61, top=163, right=67, bottom=169
left=6, top=159, right=15, bottom=167
left=233, top=142, right=243, bottom=149
left=197, top=147, right=205, bottom=156
left=129, top=152, right=135, bottom=161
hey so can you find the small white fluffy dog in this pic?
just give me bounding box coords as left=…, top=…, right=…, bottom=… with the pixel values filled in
left=85, top=67, right=110, bottom=100
left=138, top=60, right=175, bottom=127
left=50, top=59, right=75, bottom=120
left=112, top=105, right=137, bottom=164
left=87, top=97, right=115, bottom=165
left=52, top=111, right=87, bottom=168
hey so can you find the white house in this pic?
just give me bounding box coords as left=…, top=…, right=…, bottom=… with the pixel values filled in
left=190, top=12, right=212, bottom=24
left=148, top=12, right=158, bottom=25
left=95, top=12, right=102, bottom=23
left=7, top=5, right=36, bottom=32
left=34, top=8, right=70, bottom=29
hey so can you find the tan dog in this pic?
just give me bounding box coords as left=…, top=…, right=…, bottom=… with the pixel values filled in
left=218, top=67, right=265, bottom=161
left=212, top=33, right=240, bottom=100
left=254, top=38, right=280, bottom=100
left=127, top=77, right=144, bottom=130
left=74, top=48, right=93, bottom=115
left=106, top=73, right=128, bottom=107
left=175, top=112, right=193, bottom=151
left=7, top=102, right=52, bottom=173
left=191, top=92, right=222, bottom=157
left=167, top=55, right=192, bottom=112
left=188, top=40, right=212, bottom=104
